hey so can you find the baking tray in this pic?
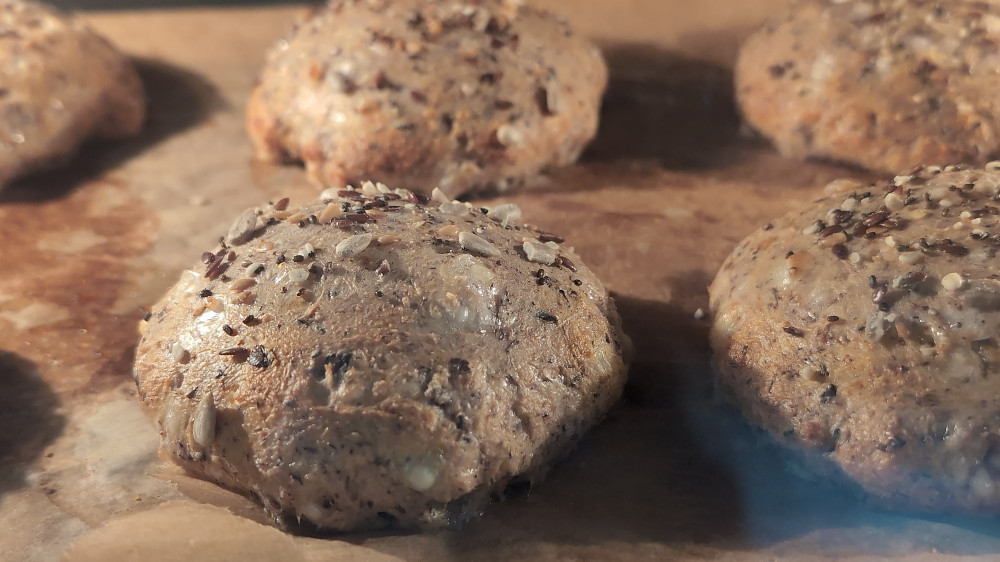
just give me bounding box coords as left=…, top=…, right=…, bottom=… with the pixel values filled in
left=2, top=2, right=999, bottom=560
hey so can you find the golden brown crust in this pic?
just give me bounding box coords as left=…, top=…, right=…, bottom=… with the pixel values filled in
left=246, top=0, right=607, bottom=195
left=133, top=182, right=630, bottom=531
left=736, top=0, right=1000, bottom=172
left=710, top=163, right=1000, bottom=513
left=0, top=0, right=145, bottom=188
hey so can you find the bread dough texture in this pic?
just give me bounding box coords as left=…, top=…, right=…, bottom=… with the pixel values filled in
left=710, top=164, right=1000, bottom=513
left=246, top=0, right=607, bottom=195
left=736, top=0, right=1000, bottom=172
left=0, top=0, right=145, bottom=188
left=133, top=182, right=630, bottom=531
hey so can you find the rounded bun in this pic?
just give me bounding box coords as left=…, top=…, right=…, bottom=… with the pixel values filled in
left=246, top=0, right=607, bottom=195
left=736, top=0, right=1000, bottom=172
left=710, top=163, right=1000, bottom=513
left=0, top=0, right=145, bottom=188
left=134, top=182, right=631, bottom=531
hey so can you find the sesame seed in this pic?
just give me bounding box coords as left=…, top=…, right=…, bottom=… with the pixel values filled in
left=487, top=203, right=522, bottom=225
left=192, top=393, right=216, bottom=447
left=495, top=123, right=524, bottom=147
left=459, top=232, right=500, bottom=257
left=523, top=239, right=557, bottom=265
left=431, top=187, right=451, bottom=204
left=226, top=209, right=258, bottom=246
left=336, top=234, right=374, bottom=258
left=884, top=192, right=905, bottom=211
left=287, top=268, right=311, bottom=283
left=318, top=203, right=340, bottom=224
left=783, top=326, right=804, bottom=337
left=170, top=342, right=189, bottom=363
left=941, top=272, right=966, bottom=291
left=222, top=324, right=235, bottom=336
left=439, top=201, right=469, bottom=215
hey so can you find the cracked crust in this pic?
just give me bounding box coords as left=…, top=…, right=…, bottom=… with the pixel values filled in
left=246, top=0, right=607, bottom=195
left=736, top=0, right=1000, bottom=172
left=0, top=0, right=145, bottom=188
left=710, top=164, right=1000, bottom=513
left=133, top=182, right=631, bottom=531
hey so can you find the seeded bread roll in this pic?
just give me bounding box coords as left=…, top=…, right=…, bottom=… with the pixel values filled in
left=133, top=182, right=631, bottom=531
left=0, top=0, right=145, bottom=189
left=736, top=0, right=1000, bottom=172
left=246, top=0, right=607, bottom=195
left=710, top=163, right=1000, bottom=513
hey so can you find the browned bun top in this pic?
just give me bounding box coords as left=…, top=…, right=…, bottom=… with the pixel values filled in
left=134, top=181, right=630, bottom=531
left=710, top=163, right=1000, bottom=513
left=246, top=0, right=607, bottom=195
left=737, top=0, right=1000, bottom=172
left=0, top=0, right=145, bottom=188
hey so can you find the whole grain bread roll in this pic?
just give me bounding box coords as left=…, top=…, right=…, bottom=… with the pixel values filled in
left=246, top=0, right=607, bottom=196
left=736, top=0, right=1000, bottom=172
left=0, top=0, right=145, bottom=189
left=710, top=163, right=1000, bottom=513
left=133, top=182, right=631, bottom=531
